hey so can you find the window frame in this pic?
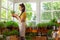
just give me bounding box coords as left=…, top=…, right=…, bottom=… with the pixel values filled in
left=0, top=0, right=14, bottom=21
left=40, top=1, right=60, bottom=22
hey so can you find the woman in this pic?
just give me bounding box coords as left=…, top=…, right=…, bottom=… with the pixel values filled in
left=12, top=3, right=26, bottom=40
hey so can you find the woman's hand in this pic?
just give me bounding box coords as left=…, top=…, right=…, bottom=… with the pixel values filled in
left=12, top=14, right=21, bottom=21
left=12, top=14, right=18, bottom=18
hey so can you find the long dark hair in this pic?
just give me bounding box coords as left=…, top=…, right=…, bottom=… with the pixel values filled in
left=19, top=3, right=25, bottom=16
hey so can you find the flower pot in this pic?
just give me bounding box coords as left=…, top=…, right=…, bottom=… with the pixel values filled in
left=10, top=35, right=18, bottom=40
left=32, top=29, right=37, bottom=33
left=26, top=27, right=32, bottom=33
left=32, top=36, right=47, bottom=40
left=12, top=14, right=15, bottom=17
left=0, top=30, right=1, bottom=34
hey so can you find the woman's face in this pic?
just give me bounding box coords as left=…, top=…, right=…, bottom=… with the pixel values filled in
left=19, top=6, right=22, bottom=11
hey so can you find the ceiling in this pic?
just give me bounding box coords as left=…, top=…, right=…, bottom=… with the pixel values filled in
left=9, top=0, right=60, bottom=3
left=9, top=0, right=37, bottom=3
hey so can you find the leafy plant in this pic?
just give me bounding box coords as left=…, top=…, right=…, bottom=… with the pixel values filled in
left=6, top=21, right=19, bottom=28
left=11, top=10, right=15, bottom=14
left=37, top=18, right=60, bottom=27
left=3, top=30, right=19, bottom=36
left=37, top=23, right=48, bottom=27
left=0, top=22, right=6, bottom=28
left=3, top=31, right=11, bottom=36
left=26, top=36, right=32, bottom=40
left=47, top=30, right=53, bottom=36
left=49, top=18, right=60, bottom=27
left=0, top=38, right=3, bottom=40
left=10, top=30, right=19, bottom=36
left=50, top=18, right=57, bottom=23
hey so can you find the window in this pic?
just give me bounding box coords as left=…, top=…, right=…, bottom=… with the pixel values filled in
left=2, top=0, right=7, bottom=8
left=25, top=3, right=36, bottom=22
left=41, top=1, right=60, bottom=22
left=1, top=0, right=13, bottom=21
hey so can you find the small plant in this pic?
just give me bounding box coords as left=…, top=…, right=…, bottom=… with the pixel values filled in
left=47, top=30, right=53, bottom=36
left=37, top=18, right=60, bottom=27
left=6, top=21, right=19, bottom=28
left=0, top=38, right=3, bottom=40
left=3, top=30, right=19, bottom=36
left=27, top=22, right=33, bottom=27
left=11, top=10, right=15, bottom=14
left=0, top=22, right=6, bottom=28
left=0, top=22, right=6, bottom=34
left=50, top=18, right=57, bottom=23
left=37, top=23, right=48, bottom=27
left=10, top=30, right=19, bottom=36
left=5, top=21, right=19, bottom=31
left=3, top=31, right=11, bottom=36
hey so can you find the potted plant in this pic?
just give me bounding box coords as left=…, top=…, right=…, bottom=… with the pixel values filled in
left=37, top=23, right=49, bottom=36
left=11, top=10, right=15, bottom=17
left=48, top=18, right=59, bottom=30
left=0, top=37, right=4, bottom=40
left=26, top=22, right=33, bottom=33
left=3, top=30, right=19, bottom=40
left=6, top=21, right=19, bottom=31
left=9, top=30, right=19, bottom=40
left=3, top=30, right=11, bottom=40
left=47, top=22, right=54, bottom=29
left=47, top=30, right=53, bottom=37
left=11, top=10, right=15, bottom=14
left=0, top=21, right=6, bottom=34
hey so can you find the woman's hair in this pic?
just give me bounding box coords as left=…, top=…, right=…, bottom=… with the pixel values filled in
left=19, top=3, right=25, bottom=13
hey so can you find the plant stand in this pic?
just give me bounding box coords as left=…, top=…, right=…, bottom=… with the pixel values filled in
left=32, top=36, right=47, bottom=40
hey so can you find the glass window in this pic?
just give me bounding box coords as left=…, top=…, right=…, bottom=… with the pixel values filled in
left=8, top=0, right=13, bottom=10
left=1, top=8, right=6, bottom=19
left=41, top=2, right=51, bottom=10
left=41, top=1, right=60, bottom=21
left=2, top=0, right=7, bottom=8
left=25, top=3, right=36, bottom=21
left=53, top=11, right=60, bottom=19
left=41, top=2, right=52, bottom=21
left=41, top=11, right=52, bottom=20
left=53, top=2, right=60, bottom=10
left=7, top=10, right=13, bottom=21
left=1, top=0, right=13, bottom=21
left=15, top=3, right=21, bottom=15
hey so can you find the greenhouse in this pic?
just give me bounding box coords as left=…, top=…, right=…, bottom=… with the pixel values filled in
left=0, top=0, right=60, bottom=40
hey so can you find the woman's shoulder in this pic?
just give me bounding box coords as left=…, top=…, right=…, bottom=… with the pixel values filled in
left=23, top=12, right=26, bottom=14
left=23, top=12, right=26, bottom=15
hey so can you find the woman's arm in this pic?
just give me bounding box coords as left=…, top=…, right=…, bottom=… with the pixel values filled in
left=12, top=14, right=21, bottom=22
left=16, top=16, right=21, bottom=22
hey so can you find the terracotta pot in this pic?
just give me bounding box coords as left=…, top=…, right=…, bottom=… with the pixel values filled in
left=10, top=35, right=18, bottom=40
left=26, top=27, right=32, bottom=33
left=32, top=29, right=37, bottom=33
left=32, top=36, right=47, bottom=40
left=32, top=36, right=36, bottom=40
left=12, top=14, right=15, bottom=17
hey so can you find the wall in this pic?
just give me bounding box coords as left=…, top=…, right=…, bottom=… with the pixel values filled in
left=0, top=0, right=1, bottom=20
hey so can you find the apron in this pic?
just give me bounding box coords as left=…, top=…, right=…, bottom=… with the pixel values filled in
left=19, top=22, right=26, bottom=37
